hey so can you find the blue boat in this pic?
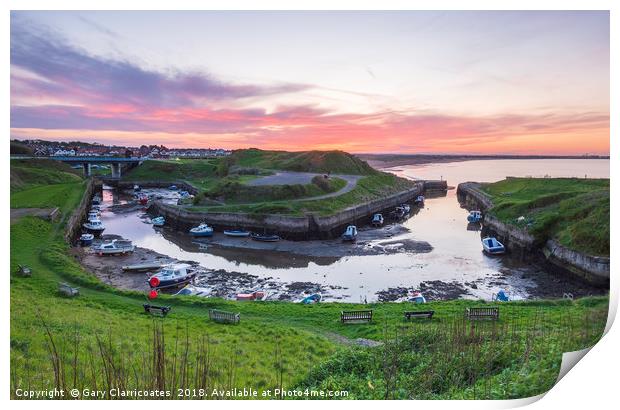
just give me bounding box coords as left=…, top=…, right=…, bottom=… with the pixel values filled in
left=189, top=223, right=213, bottom=237
left=493, top=289, right=510, bottom=302
left=301, top=293, right=322, bottom=304
left=467, top=210, right=482, bottom=223
left=482, top=237, right=506, bottom=255
left=151, top=216, right=165, bottom=227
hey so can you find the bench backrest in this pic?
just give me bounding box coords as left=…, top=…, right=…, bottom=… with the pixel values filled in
left=404, top=311, right=434, bottom=319
left=209, top=309, right=240, bottom=323
left=466, top=307, right=499, bottom=319
left=341, top=310, right=373, bottom=320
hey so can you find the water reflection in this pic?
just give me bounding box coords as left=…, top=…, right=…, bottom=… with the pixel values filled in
left=99, top=159, right=609, bottom=302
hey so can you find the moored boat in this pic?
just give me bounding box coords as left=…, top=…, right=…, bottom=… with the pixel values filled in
left=482, top=237, right=506, bottom=255
left=137, top=194, right=149, bottom=205
left=401, top=203, right=411, bottom=214
left=371, top=213, right=384, bottom=227
left=390, top=206, right=406, bottom=220
left=189, top=223, right=213, bottom=237
left=467, top=210, right=482, bottom=223
left=122, top=262, right=164, bottom=272
left=224, top=229, right=251, bottom=237
left=79, top=233, right=94, bottom=246
left=148, top=263, right=197, bottom=289
left=92, top=195, right=102, bottom=205
left=133, top=184, right=141, bottom=192
left=414, top=195, right=425, bottom=205
left=341, top=225, right=358, bottom=242
left=93, top=239, right=135, bottom=255
left=169, top=185, right=178, bottom=190
left=83, top=219, right=105, bottom=236
left=408, top=291, right=426, bottom=304
left=301, top=293, right=322, bottom=304
left=251, top=233, right=281, bottom=242
left=151, top=216, right=165, bottom=226
left=174, top=284, right=209, bottom=297
left=236, top=290, right=266, bottom=301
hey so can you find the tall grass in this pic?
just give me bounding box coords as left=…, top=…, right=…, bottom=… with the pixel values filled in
left=297, top=306, right=607, bottom=400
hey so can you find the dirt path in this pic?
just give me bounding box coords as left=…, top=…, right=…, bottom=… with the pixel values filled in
left=246, top=171, right=362, bottom=201
left=10, top=208, right=57, bottom=224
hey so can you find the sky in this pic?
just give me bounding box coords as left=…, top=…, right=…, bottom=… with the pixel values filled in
left=10, top=11, right=610, bottom=154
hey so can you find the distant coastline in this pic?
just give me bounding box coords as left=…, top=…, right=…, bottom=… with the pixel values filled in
left=356, top=153, right=610, bottom=169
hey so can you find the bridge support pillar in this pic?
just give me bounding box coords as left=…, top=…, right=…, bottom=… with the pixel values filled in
left=111, top=163, right=122, bottom=178
left=82, top=163, right=91, bottom=177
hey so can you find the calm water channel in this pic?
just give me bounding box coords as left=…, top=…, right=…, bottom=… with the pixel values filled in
left=98, top=159, right=609, bottom=302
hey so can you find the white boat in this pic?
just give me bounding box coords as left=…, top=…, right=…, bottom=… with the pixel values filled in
left=415, top=195, right=425, bottom=205
left=174, top=284, right=209, bottom=297
left=482, top=237, right=506, bottom=255
left=80, top=233, right=94, bottom=246
left=224, top=229, right=251, bottom=237
left=400, top=204, right=411, bottom=214
left=151, top=216, right=165, bottom=226
left=341, top=225, right=358, bottom=242
left=92, top=195, right=102, bottom=205
left=189, top=223, right=213, bottom=237
left=148, top=263, right=197, bottom=289
left=93, top=239, right=135, bottom=255
left=133, top=184, right=141, bottom=191
left=83, top=219, right=105, bottom=236
left=409, top=291, right=426, bottom=304
left=467, top=210, right=482, bottom=223
left=371, top=213, right=384, bottom=227
left=88, top=211, right=100, bottom=220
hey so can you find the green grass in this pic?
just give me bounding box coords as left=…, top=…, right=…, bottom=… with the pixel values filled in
left=224, top=148, right=377, bottom=175
left=11, top=159, right=82, bottom=192
left=481, top=178, right=609, bottom=256
left=10, top=162, right=609, bottom=399
left=191, top=172, right=416, bottom=216
left=123, top=158, right=223, bottom=190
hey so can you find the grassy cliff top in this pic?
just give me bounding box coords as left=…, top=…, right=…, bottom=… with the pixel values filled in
left=481, top=177, right=609, bottom=256
left=226, top=148, right=377, bottom=175
left=11, top=159, right=82, bottom=193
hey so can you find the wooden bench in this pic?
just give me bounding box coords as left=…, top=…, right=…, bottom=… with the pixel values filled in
left=209, top=309, right=240, bottom=324
left=341, top=310, right=373, bottom=324
left=58, top=282, right=79, bottom=297
left=465, top=307, right=499, bottom=321
left=404, top=311, right=434, bottom=320
left=143, top=304, right=171, bottom=317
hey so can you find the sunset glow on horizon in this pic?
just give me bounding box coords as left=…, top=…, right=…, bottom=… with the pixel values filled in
left=10, top=11, right=610, bottom=154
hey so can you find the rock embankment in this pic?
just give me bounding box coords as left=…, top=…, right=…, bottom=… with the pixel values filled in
left=457, top=182, right=609, bottom=287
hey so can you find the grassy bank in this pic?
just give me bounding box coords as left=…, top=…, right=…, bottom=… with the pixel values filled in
left=481, top=178, right=609, bottom=256
left=10, top=161, right=609, bottom=399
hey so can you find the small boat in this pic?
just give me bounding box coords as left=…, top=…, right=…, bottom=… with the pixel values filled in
left=169, top=185, right=178, bottom=190
left=133, top=184, right=141, bottom=192
left=408, top=291, right=426, bottom=304
left=414, top=195, right=425, bottom=205
left=174, top=284, right=209, bottom=297
left=189, top=223, right=213, bottom=237
left=493, top=289, right=510, bottom=302
left=179, top=190, right=191, bottom=198
left=482, top=237, right=506, bottom=255
left=92, top=195, right=102, bottom=205
left=301, top=293, right=322, bottom=304
left=251, top=233, right=281, bottom=242
left=401, top=204, right=411, bottom=214
left=371, top=213, right=384, bottom=227
left=83, top=219, right=105, bottom=236
left=467, top=210, right=482, bottom=223
left=148, top=263, right=197, bottom=289
left=88, top=211, right=100, bottom=220
left=236, top=290, right=266, bottom=301
left=93, top=239, right=135, bottom=255
left=122, top=262, right=163, bottom=272
left=341, top=225, right=358, bottom=242
left=224, top=229, right=251, bottom=238
left=137, top=194, right=149, bottom=206
left=79, top=233, right=94, bottom=246
left=151, top=216, right=165, bottom=226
